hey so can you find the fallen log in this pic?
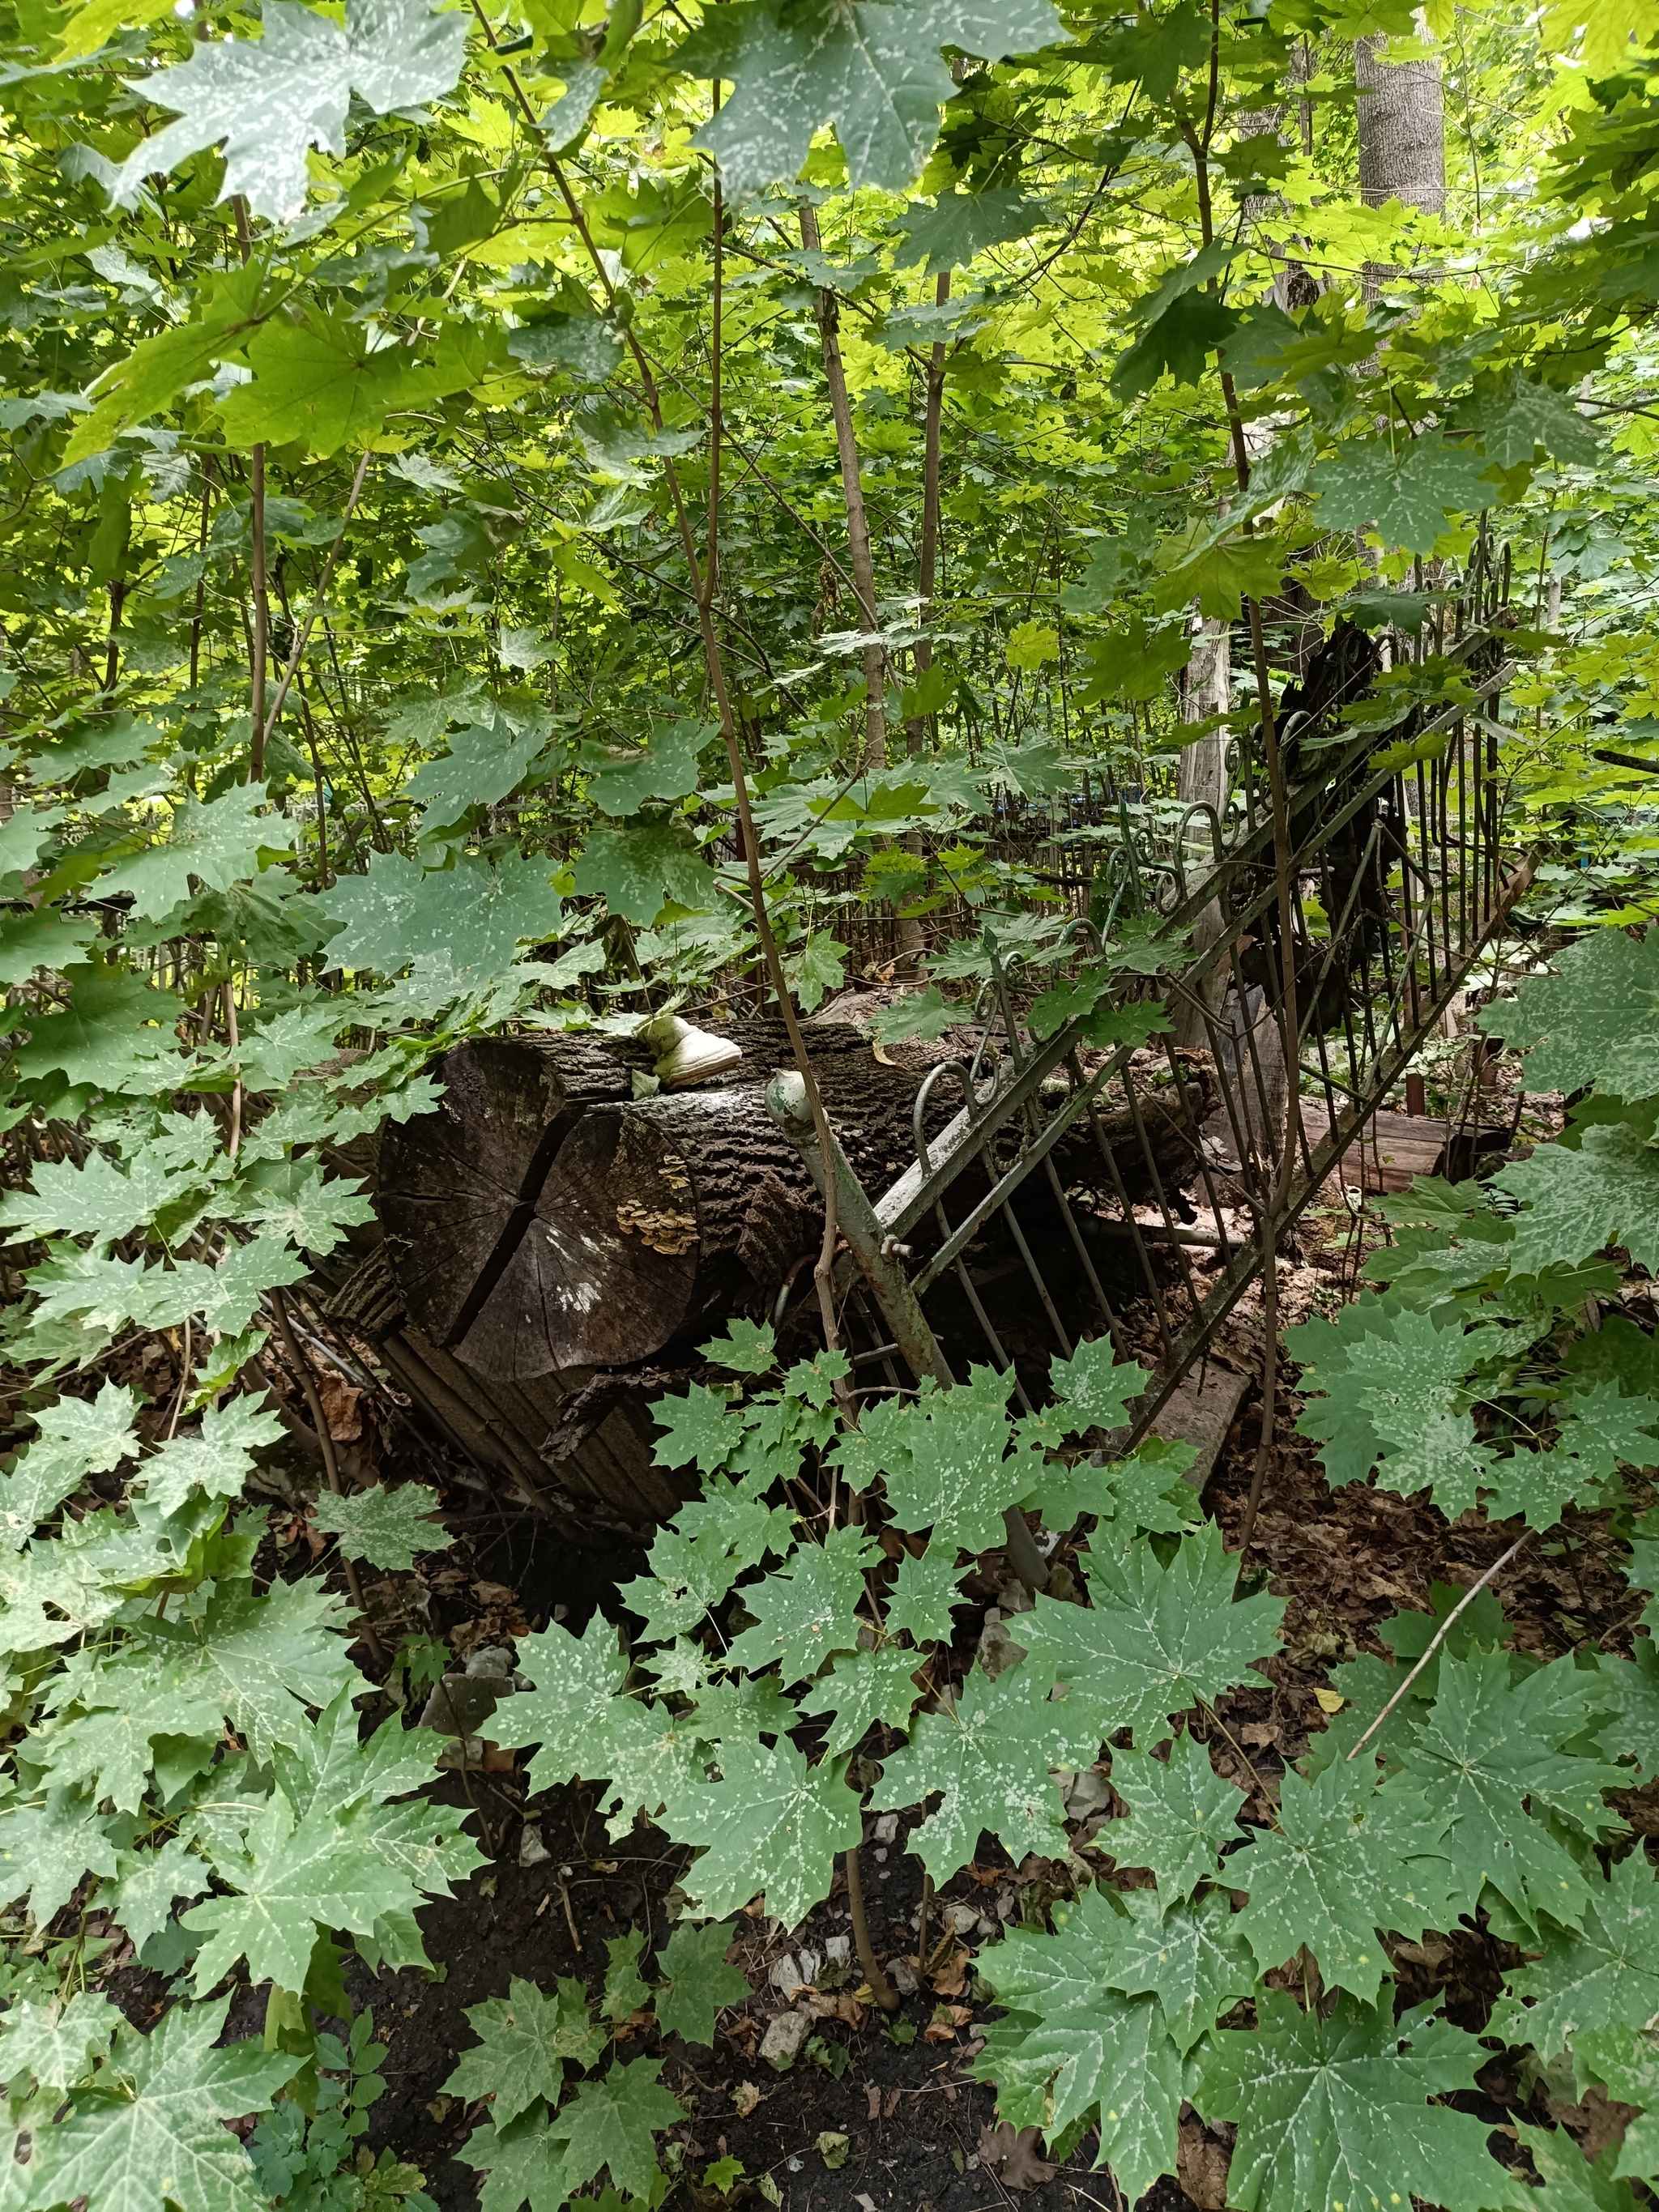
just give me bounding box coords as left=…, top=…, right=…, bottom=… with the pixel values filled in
left=377, top=1032, right=652, bottom=1362
left=378, top=1019, right=882, bottom=1375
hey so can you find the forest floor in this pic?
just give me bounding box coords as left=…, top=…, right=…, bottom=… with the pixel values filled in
left=102, top=1076, right=1653, bottom=2212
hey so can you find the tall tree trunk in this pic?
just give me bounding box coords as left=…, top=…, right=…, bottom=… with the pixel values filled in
left=1355, top=27, right=1445, bottom=290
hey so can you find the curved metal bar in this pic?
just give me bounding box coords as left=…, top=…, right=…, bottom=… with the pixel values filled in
left=1176, top=801, right=1226, bottom=867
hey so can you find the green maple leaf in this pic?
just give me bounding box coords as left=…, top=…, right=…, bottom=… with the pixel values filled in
left=1495, top=1852, right=1659, bottom=2060
left=698, top=1319, right=778, bottom=1375
left=493, top=1617, right=705, bottom=1834
left=405, top=711, right=550, bottom=832
left=1106, top=1729, right=1247, bottom=1901
left=1493, top=1126, right=1659, bottom=1277
left=313, top=1481, right=446, bottom=1572
left=64, top=263, right=271, bottom=462
left=653, top=1920, right=752, bottom=2048
left=571, top=820, right=717, bottom=925
left=219, top=308, right=481, bottom=459
left=891, top=189, right=1046, bottom=272
left=224, top=1157, right=374, bottom=1255
left=1573, top=2025, right=1659, bottom=2183
left=11, top=965, right=184, bottom=1092
left=1198, top=1992, right=1499, bottom=2212
left=552, top=2058, right=682, bottom=2201
left=232, top=999, right=356, bottom=1092
left=680, top=1, right=1062, bottom=202
left=659, top=1733, right=863, bottom=1929
left=29, top=1997, right=300, bottom=2212
left=1104, top=1884, right=1256, bottom=2055
left=459, top=2103, right=570, bottom=2212
left=871, top=1658, right=1095, bottom=1885
left=161, top=1575, right=360, bottom=1760
left=0, top=1989, right=122, bottom=2093
left=186, top=1700, right=471, bottom=1991
left=444, top=1977, right=603, bottom=2122
left=0, top=1786, right=120, bottom=1921
left=136, top=1395, right=284, bottom=1518
left=0, top=1150, right=198, bottom=1249
left=603, top=1930, right=651, bottom=2023
left=1018, top=1522, right=1285, bottom=1746
left=1481, top=929, right=1659, bottom=1102
left=885, top=1545, right=970, bottom=1645
left=1311, top=433, right=1503, bottom=555
left=579, top=720, right=709, bottom=818
left=1234, top=1758, right=1457, bottom=2004
left=723, top=1526, right=874, bottom=1684
left=874, top=1370, right=1025, bottom=1551
left=1045, top=1339, right=1151, bottom=1432
left=321, top=849, right=562, bottom=977
left=868, top=986, right=955, bottom=1043
left=1080, top=615, right=1192, bottom=703
left=975, top=1882, right=1183, bottom=2201
left=1511, top=2121, right=1640, bottom=2212
left=0, top=1381, right=136, bottom=1549
left=0, top=903, right=97, bottom=987
left=1399, top=1647, right=1624, bottom=1935
left=107, top=1837, right=211, bottom=1950
left=1480, top=1447, right=1602, bottom=1531
left=1112, top=288, right=1241, bottom=398
left=1022, top=1437, right=1201, bottom=1537
left=1457, top=374, right=1600, bottom=469
left=96, top=787, right=294, bottom=922
left=650, top=1385, right=744, bottom=1473
left=1151, top=521, right=1289, bottom=620
left=1592, top=1643, right=1659, bottom=1781
left=796, top=1646, right=923, bottom=1757
left=109, top=0, right=470, bottom=221
left=41, top=1646, right=225, bottom=1810
left=1556, top=1382, right=1659, bottom=1479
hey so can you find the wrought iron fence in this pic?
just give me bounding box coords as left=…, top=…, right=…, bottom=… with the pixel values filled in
left=768, top=543, right=1531, bottom=1456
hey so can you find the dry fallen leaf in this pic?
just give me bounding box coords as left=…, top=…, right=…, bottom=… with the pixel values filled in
left=866, top=2084, right=882, bottom=2121
left=1315, top=1686, right=1346, bottom=1715
left=1177, top=2110, right=1233, bottom=2211
left=731, top=2082, right=760, bottom=2118
left=977, top=2124, right=1056, bottom=2191
left=931, top=1946, right=971, bottom=1996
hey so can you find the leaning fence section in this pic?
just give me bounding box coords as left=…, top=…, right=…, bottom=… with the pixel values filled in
left=770, top=556, right=1529, bottom=1442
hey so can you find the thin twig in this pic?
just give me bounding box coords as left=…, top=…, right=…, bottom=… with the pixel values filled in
left=1346, top=1532, right=1529, bottom=1762
left=258, top=451, right=373, bottom=748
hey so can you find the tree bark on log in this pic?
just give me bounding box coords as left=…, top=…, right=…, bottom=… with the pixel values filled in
left=493, top=1068, right=960, bottom=1372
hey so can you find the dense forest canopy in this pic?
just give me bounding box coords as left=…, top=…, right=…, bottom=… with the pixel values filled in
left=2, top=0, right=1659, bottom=2210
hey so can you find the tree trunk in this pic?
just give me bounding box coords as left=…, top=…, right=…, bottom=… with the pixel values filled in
left=521, top=1076, right=950, bottom=1370
left=1355, top=27, right=1445, bottom=292
left=378, top=1018, right=889, bottom=1378
left=377, top=1032, right=652, bottom=1357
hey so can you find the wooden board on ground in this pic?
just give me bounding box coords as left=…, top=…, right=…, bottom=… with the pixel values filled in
left=1153, top=1363, right=1252, bottom=1493
left=1299, top=1102, right=1509, bottom=1193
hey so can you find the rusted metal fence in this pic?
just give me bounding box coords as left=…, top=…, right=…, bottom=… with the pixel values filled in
left=769, top=548, right=1529, bottom=1448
